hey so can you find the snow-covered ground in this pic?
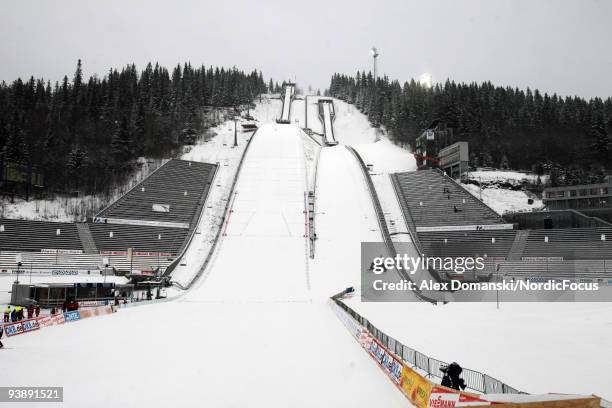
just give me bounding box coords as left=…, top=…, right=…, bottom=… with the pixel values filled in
left=1, top=100, right=409, bottom=408
left=315, top=96, right=612, bottom=401
left=0, top=158, right=165, bottom=222
left=353, top=138, right=417, bottom=173
left=463, top=183, right=544, bottom=215
left=468, top=169, right=548, bottom=186
left=330, top=97, right=384, bottom=144
left=344, top=296, right=612, bottom=401
left=3, top=93, right=610, bottom=406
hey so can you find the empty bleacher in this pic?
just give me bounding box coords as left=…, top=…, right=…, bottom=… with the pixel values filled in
left=88, top=223, right=188, bottom=254
left=0, top=250, right=175, bottom=274
left=522, top=227, right=612, bottom=260
left=0, top=219, right=83, bottom=252
left=97, top=159, right=217, bottom=227
left=419, top=230, right=517, bottom=258
left=0, top=251, right=100, bottom=272
left=392, top=170, right=505, bottom=228
left=0, top=159, right=217, bottom=276
left=499, top=260, right=612, bottom=280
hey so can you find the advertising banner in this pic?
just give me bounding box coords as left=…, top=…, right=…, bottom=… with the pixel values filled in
left=3, top=318, right=40, bottom=337
left=37, top=313, right=65, bottom=328
left=0, top=269, right=89, bottom=275
left=400, top=364, right=433, bottom=408
left=40, top=248, right=84, bottom=254
left=416, top=224, right=514, bottom=232
left=100, top=250, right=172, bottom=257
left=78, top=301, right=107, bottom=308
left=428, top=387, right=490, bottom=407
left=358, top=327, right=489, bottom=407
left=63, top=311, right=81, bottom=322
left=364, top=336, right=405, bottom=384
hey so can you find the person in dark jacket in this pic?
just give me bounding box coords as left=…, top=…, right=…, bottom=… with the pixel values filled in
left=0, top=325, right=4, bottom=348
left=440, top=362, right=467, bottom=391
left=10, top=309, right=17, bottom=322
left=27, top=305, right=34, bottom=319
left=4, top=306, right=10, bottom=323
left=35, top=306, right=41, bottom=317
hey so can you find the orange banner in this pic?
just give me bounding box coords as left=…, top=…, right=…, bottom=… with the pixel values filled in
left=400, top=364, right=433, bottom=408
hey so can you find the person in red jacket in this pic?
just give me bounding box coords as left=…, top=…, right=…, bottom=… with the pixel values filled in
left=66, top=300, right=79, bottom=311
left=27, top=305, right=34, bottom=319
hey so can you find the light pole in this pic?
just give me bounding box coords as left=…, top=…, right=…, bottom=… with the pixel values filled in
left=102, top=256, right=109, bottom=284
left=234, top=116, right=238, bottom=147
left=371, top=47, right=379, bottom=81
left=15, top=261, right=22, bottom=284
left=15, top=253, right=22, bottom=284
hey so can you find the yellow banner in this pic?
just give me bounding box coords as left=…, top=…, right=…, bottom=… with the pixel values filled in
left=400, top=364, right=433, bottom=408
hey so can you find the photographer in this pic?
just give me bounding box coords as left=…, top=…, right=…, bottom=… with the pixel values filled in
left=440, top=362, right=467, bottom=391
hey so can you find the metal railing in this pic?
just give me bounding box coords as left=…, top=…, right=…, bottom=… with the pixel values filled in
left=331, top=290, right=524, bottom=395
left=345, top=146, right=438, bottom=304
left=179, top=128, right=258, bottom=289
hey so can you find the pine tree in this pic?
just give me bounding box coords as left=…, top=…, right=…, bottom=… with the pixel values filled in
left=3, top=115, right=29, bottom=163
left=66, top=147, right=88, bottom=190
left=110, top=116, right=134, bottom=170
left=589, top=119, right=611, bottom=171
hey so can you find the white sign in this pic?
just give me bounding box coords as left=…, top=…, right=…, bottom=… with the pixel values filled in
left=100, top=217, right=189, bottom=229
left=416, top=224, right=515, bottom=232
left=152, top=204, right=170, bottom=213
left=40, top=248, right=84, bottom=255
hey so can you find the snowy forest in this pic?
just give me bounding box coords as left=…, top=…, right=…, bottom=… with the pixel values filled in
left=328, top=72, right=612, bottom=185
left=0, top=61, right=267, bottom=194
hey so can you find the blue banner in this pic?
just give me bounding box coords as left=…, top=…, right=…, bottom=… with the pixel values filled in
left=63, top=311, right=81, bottom=322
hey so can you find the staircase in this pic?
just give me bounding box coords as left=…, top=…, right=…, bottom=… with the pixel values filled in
left=507, top=230, right=529, bottom=261
left=76, top=223, right=98, bottom=254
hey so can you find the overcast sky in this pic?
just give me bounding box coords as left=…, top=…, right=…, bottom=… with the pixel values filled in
left=1, top=0, right=611, bottom=99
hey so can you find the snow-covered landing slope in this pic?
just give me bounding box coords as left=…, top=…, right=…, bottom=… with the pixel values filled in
left=310, top=146, right=382, bottom=294
left=186, top=123, right=310, bottom=302
left=168, top=97, right=282, bottom=287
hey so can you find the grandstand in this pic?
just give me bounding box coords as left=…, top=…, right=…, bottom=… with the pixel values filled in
left=419, top=230, right=517, bottom=258
left=0, top=250, right=174, bottom=275
left=391, top=169, right=612, bottom=281
left=0, top=159, right=218, bottom=276
left=391, top=169, right=505, bottom=229
left=0, top=251, right=99, bottom=273
left=0, top=219, right=83, bottom=253
left=89, top=223, right=187, bottom=254
left=522, top=227, right=611, bottom=260
left=96, top=159, right=217, bottom=228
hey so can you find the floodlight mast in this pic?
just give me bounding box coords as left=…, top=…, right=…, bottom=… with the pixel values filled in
left=371, top=47, right=379, bottom=81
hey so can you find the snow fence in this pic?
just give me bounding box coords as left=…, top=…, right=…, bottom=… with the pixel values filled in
left=331, top=290, right=603, bottom=407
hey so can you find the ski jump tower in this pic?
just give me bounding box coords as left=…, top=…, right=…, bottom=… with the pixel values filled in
left=317, top=98, right=338, bottom=146
left=277, top=83, right=295, bottom=124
